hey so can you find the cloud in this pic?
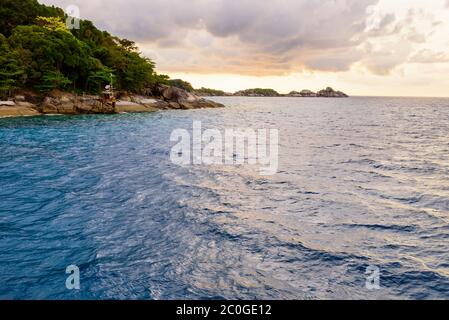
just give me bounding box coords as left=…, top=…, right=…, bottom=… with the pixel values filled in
left=409, top=49, right=449, bottom=63
left=360, top=40, right=412, bottom=75
left=39, top=0, right=446, bottom=76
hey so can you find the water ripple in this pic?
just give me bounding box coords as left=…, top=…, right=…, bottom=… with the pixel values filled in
left=0, top=97, right=448, bottom=299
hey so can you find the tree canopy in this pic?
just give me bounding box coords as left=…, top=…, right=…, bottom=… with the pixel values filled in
left=195, top=87, right=226, bottom=96
left=235, top=88, right=280, bottom=96
left=0, top=0, right=170, bottom=96
left=168, top=79, right=194, bottom=92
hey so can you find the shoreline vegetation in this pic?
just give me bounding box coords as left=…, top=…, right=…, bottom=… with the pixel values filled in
left=0, top=0, right=224, bottom=118
left=0, top=0, right=347, bottom=118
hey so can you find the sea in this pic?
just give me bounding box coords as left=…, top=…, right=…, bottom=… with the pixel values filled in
left=0, top=96, right=448, bottom=299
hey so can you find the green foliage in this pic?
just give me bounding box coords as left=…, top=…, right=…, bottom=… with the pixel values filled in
left=34, top=70, right=72, bottom=92
left=9, top=23, right=93, bottom=89
left=0, top=34, right=25, bottom=97
left=0, top=0, right=63, bottom=37
left=195, top=87, right=226, bottom=96
left=154, top=74, right=170, bottom=85
left=36, top=16, right=71, bottom=34
left=87, top=66, right=116, bottom=93
left=0, top=0, right=177, bottom=96
left=235, top=88, right=280, bottom=96
left=169, top=79, right=194, bottom=92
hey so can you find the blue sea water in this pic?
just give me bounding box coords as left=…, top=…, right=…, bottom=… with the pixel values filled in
left=0, top=96, right=448, bottom=300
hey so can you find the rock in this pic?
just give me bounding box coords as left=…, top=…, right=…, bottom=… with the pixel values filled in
left=16, top=101, right=37, bottom=108
left=76, top=103, right=96, bottom=114
left=157, top=85, right=225, bottom=109
left=0, top=101, right=16, bottom=106
left=287, top=90, right=317, bottom=97
left=160, top=86, right=197, bottom=102
left=129, top=96, right=170, bottom=109
left=115, top=101, right=158, bottom=113
left=41, top=92, right=111, bottom=114
left=76, top=101, right=114, bottom=114
left=287, top=91, right=302, bottom=97
left=41, top=97, right=61, bottom=114
left=41, top=105, right=57, bottom=113
left=317, top=87, right=348, bottom=98
left=0, top=105, right=40, bottom=117
left=58, top=104, right=77, bottom=114
left=300, top=89, right=317, bottom=97
left=145, top=100, right=170, bottom=110
left=179, top=102, right=195, bottom=110
left=47, top=89, right=71, bottom=100
left=194, top=100, right=225, bottom=109
left=140, top=98, right=159, bottom=104
left=168, top=102, right=181, bottom=109
left=2, top=85, right=224, bottom=118
left=234, top=88, right=280, bottom=97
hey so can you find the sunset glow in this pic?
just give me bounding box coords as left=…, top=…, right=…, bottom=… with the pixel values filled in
left=40, top=0, right=449, bottom=96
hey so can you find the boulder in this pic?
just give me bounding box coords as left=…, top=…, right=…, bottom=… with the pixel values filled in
left=41, top=105, right=58, bottom=114
left=76, top=103, right=98, bottom=114
left=41, top=95, right=71, bottom=114
left=41, top=97, right=59, bottom=114
left=317, top=87, right=348, bottom=98
left=160, top=86, right=197, bottom=102
left=168, top=102, right=182, bottom=109
left=115, top=101, right=158, bottom=113
left=0, top=101, right=15, bottom=106
left=77, top=101, right=115, bottom=114
left=179, top=102, right=195, bottom=110
left=0, top=105, right=40, bottom=117
left=194, top=100, right=226, bottom=109
left=157, top=86, right=225, bottom=109
left=58, top=104, right=78, bottom=114
left=2, top=85, right=224, bottom=118
left=16, top=101, right=37, bottom=108
left=300, top=89, right=317, bottom=97
left=130, top=96, right=170, bottom=109
left=287, top=91, right=302, bottom=97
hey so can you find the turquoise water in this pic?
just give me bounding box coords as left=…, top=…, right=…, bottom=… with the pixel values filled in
left=0, top=96, right=448, bottom=299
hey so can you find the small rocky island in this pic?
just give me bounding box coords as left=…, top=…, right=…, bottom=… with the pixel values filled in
left=0, top=86, right=224, bottom=118
left=195, top=87, right=349, bottom=98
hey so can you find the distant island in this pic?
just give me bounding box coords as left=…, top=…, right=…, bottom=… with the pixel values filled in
left=193, top=87, right=348, bottom=98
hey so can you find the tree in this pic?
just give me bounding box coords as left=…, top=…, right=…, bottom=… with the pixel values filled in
left=36, top=16, right=71, bottom=34
left=34, top=71, right=72, bottom=92
left=9, top=21, right=94, bottom=90
left=195, top=87, right=226, bottom=96
left=1, top=0, right=173, bottom=95
left=0, top=0, right=63, bottom=37
left=0, top=34, right=25, bottom=97
left=235, top=88, right=280, bottom=96
left=169, top=79, right=194, bottom=92
left=87, top=66, right=116, bottom=93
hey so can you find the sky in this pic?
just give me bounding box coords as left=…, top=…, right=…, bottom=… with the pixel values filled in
left=40, top=0, right=449, bottom=96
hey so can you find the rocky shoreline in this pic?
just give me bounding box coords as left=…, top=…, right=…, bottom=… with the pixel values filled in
left=0, top=86, right=350, bottom=118
left=0, top=86, right=225, bottom=118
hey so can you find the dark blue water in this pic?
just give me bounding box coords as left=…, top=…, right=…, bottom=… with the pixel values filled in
left=0, top=97, right=448, bottom=300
